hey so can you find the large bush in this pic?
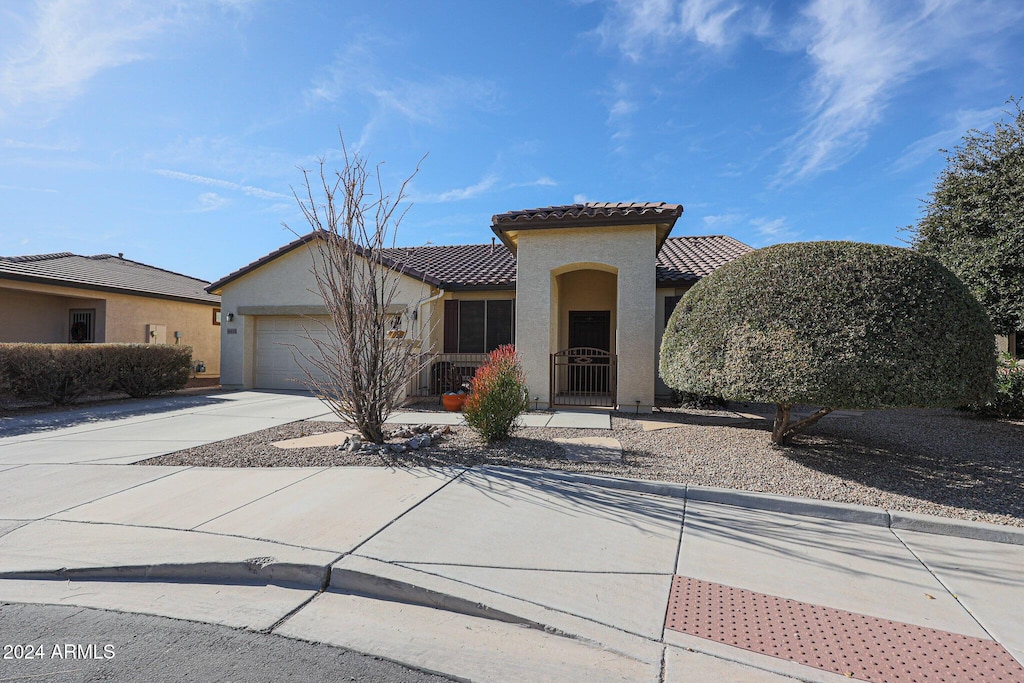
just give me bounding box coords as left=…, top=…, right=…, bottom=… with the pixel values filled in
left=463, top=345, right=529, bottom=443
left=660, top=241, right=996, bottom=444
left=0, top=344, right=192, bottom=405
left=108, top=344, right=193, bottom=398
left=970, top=354, right=1024, bottom=419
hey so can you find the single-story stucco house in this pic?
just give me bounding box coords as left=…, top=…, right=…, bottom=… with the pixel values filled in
left=207, top=202, right=752, bottom=412
left=0, top=252, right=222, bottom=378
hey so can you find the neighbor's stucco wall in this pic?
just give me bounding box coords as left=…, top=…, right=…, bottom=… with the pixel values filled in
left=216, top=243, right=433, bottom=389
left=0, top=280, right=219, bottom=375
left=0, top=286, right=85, bottom=342
left=514, top=225, right=659, bottom=411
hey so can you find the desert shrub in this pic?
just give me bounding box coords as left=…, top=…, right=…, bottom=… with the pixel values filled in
left=660, top=241, right=996, bottom=444
left=107, top=344, right=192, bottom=398
left=0, top=344, right=112, bottom=404
left=970, top=354, right=1024, bottom=418
left=0, top=343, right=192, bottom=404
left=463, top=345, right=529, bottom=443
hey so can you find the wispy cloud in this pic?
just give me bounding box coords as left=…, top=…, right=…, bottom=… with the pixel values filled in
left=573, top=193, right=589, bottom=204
left=776, top=0, right=1024, bottom=184
left=412, top=174, right=557, bottom=204
left=0, top=1, right=247, bottom=118
left=0, top=184, right=58, bottom=193
left=155, top=169, right=289, bottom=201
left=891, top=105, right=1006, bottom=173
left=305, top=36, right=500, bottom=142
left=594, top=0, right=769, bottom=60
left=195, top=192, right=230, bottom=212
left=509, top=177, right=557, bottom=189
left=2, top=137, right=76, bottom=152
left=413, top=175, right=499, bottom=203
left=702, top=213, right=743, bottom=228
left=750, top=216, right=796, bottom=244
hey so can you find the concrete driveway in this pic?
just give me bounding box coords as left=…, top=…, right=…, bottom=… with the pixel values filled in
left=0, top=391, right=333, bottom=465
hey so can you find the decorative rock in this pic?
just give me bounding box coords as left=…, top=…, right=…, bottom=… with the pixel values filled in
left=347, top=436, right=361, bottom=453
left=390, top=444, right=407, bottom=453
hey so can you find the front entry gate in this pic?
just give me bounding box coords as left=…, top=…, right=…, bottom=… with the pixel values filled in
left=550, top=347, right=617, bottom=407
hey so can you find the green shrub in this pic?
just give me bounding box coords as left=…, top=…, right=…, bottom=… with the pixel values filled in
left=0, top=343, right=192, bottom=404
left=108, top=344, right=192, bottom=398
left=971, top=354, right=1024, bottom=418
left=660, top=241, right=997, bottom=444
left=463, top=345, right=529, bottom=443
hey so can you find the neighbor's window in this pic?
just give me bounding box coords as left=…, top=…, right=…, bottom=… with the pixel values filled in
left=213, top=308, right=221, bottom=325
left=444, top=299, right=514, bottom=353
left=69, top=309, right=95, bottom=343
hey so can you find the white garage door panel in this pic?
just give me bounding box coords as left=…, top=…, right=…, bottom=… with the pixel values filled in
left=255, top=316, right=331, bottom=391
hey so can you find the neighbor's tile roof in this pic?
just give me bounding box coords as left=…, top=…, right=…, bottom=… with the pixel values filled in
left=492, top=202, right=684, bottom=227
left=0, top=252, right=220, bottom=304
left=656, top=235, right=753, bottom=284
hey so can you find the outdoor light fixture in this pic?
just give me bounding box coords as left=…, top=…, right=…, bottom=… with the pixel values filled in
left=226, top=313, right=234, bottom=322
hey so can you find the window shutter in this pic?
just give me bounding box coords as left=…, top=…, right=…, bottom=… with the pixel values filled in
left=443, top=300, right=460, bottom=353
left=664, top=296, right=682, bottom=327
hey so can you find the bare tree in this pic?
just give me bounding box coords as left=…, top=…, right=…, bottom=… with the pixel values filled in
left=286, top=139, right=427, bottom=444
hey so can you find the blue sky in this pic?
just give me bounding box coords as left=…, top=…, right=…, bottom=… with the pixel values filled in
left=2, top=0, right=1023, bottom=283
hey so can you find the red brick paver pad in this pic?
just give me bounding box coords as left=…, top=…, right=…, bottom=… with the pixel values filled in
left=665, top=575, right=1024, bottom=682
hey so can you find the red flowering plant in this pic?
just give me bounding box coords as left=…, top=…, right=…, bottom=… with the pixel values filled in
left=462, top=344, right=530, bottom=443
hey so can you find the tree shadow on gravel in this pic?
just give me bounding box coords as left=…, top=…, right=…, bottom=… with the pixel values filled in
left=784, top=409, right=1024, bottom=521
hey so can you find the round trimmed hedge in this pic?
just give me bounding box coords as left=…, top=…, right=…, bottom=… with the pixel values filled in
left=660, top=241, right=996, bottom=410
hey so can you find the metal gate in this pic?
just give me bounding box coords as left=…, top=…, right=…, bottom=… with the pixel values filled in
left=550, top=347, right=616, bottom=407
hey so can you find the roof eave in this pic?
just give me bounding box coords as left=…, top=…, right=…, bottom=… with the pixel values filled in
left=1, top=273, right=220, bottom=305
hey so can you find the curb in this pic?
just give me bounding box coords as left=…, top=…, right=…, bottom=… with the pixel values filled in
left=0, top=560, right=330, bottom=589
left=484, top=466, right=1024, bottom=546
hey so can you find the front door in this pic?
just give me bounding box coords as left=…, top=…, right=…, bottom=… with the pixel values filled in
left=569, top=311, right=610, bottom=350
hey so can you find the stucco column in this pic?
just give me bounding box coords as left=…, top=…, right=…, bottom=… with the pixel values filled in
left=615, top=259, right=656, bottom=412
left=514, top=242, right=553, bottom=408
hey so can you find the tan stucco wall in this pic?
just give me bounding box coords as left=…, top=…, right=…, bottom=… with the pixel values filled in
left=0, top=280, right=219, bottom=375
left=216, top=242, right=433, bottom=389
left=514, top=225, right=659, bottom=411
left=0, top=286, right=94, bottom=342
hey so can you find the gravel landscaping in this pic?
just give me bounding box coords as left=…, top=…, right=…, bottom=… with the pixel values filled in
left=141, top=403, right=1024, bottom=528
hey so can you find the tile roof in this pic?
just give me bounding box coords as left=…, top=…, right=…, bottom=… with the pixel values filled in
left=656, top=235, right=753, bottom=284
left=208, top=231, right=752, bottom=292
left=380, top=243, right=517, bottom=289
left=492, top=202, right=684, bottom=227
left=0, top=252, right=220, bottom=304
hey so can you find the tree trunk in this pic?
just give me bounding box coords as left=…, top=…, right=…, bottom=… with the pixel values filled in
left=772, top=404, right=834, bottom=446
left=772, top=404, right=791, bottom=445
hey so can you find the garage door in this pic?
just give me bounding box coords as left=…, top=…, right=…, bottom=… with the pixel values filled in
left=254, top=316, right=331, bottom=391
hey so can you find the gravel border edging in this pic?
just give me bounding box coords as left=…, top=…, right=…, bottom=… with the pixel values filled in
left=487, top=466, right=1024, bottom=546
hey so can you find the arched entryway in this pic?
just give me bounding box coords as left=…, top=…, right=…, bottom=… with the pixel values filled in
left=550, top=266, right=617, bottom=407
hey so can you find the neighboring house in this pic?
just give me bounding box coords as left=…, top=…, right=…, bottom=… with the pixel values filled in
left=0, top=252, right=221, bottom=378
left=207, top=202, right=752, bottom=411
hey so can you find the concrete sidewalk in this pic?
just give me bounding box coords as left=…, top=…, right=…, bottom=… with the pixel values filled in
left=1, top=462, right=1022, bottom=682
left=0, top=390, right=335, bottom=465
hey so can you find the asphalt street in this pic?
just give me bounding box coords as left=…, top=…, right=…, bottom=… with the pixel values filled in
left=0, top=602, right=454, bottom=683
